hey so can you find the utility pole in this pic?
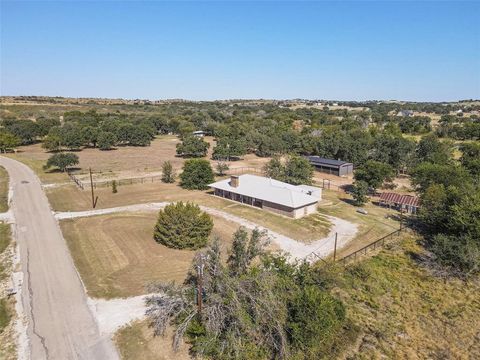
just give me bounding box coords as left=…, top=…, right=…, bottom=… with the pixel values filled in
left=196, top=258, right=204, bottom=315
left=333, top=232, right=338, bottom=261
left=89, top=168, right=98, bottom=209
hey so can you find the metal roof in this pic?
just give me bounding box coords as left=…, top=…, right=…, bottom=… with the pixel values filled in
left=379, top=192, right=420, bottom=207
left=305, top=156, right=353, bottom=167
left=209, top=174, right=321, bottom=209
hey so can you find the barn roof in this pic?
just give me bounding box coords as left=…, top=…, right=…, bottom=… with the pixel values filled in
left=379, top=192, right=420, bottom=207
left=305, top=156, right=353, bottom=168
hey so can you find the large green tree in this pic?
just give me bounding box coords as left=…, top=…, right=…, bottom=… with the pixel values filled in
left=264, top=156, right=314, bottom=185
left=0, top=131, right=20, bottom=153
left=176, top=136, right=209, bottom=157
left=354, top=160, right=394, bottom=191
left=180, top=159, right=215, bottom=190
left=97, top=131, right=117, bottom=150
left=43, top=153, right=79, bottom=172
left=415, top=134, right=453, bottom=165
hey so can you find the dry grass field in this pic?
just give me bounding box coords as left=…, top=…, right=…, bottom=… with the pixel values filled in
left=60, top=212, right=260, bottom=299
left=8, top=135, right=270, bottom=184
left=49, top=182, right=332, bottom=242
left=115, top=321, right=191, bottom=360
left=340, top=238, right=480, bottom=359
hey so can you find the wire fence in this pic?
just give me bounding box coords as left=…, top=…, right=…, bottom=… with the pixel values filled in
left=338, top=228, right=403, bottom=265
left=227, top=167, right=264, bottom=175
left=67, top=172, right=169, bottom=189
left=90, top=175, right=165, bottom=189
left=313, top=178, right=344, bottom=192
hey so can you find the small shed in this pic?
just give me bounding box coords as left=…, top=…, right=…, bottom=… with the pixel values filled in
left=192, top=130, right=206, bottom=137
left=305, top=156, right=353, bottom=176
left=378, top=192, right=420, bottom=214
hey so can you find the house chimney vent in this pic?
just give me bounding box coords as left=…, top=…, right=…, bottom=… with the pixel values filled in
left=230, top=175, right=239, bottom=188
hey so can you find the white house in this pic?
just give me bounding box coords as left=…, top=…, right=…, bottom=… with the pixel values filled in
left=209, top=174, right=321, bottom=218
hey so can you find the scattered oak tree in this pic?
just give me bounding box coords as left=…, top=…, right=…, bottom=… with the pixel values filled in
left=0, top=131, right=20, bottom=153
left=42, top=134, right=62, bottom=152
left=354, top=160, right=394, bottom=192
left=97, top=131, right=117, bottom=150
left=351, top=180, right=369, bottom=206
left=180, top=159, right=215, bottom=190
left=264, top=155, right=314, bottom=185
left=176, top=136, right=209, bottom=158
left=153, top=202, right=213, bottom=250
left=43, top=153, right=79, bottom=172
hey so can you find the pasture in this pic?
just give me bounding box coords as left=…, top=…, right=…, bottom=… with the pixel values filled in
left=60, top=212, right=243, bottom=299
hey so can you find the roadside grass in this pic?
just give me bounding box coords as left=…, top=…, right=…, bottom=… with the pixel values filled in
left=4, top=154, right=68, bottom=184
left=0, top=222, right=15, bottom=359
left=0, top=167, right=8, bottom=212
left=60, top=212, right=247, bottom=299
left=114, top=321, right=190, bottom=360
left=337, top=237, right=480, bottom=359
left=49, top=182, right=332, bottom=242
left=0, top=223, right=11, bottom=261
left=0, top=298, right=11, bottom=332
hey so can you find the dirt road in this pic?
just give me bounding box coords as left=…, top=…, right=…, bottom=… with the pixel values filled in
left=0, top=156, right=118, bottom=360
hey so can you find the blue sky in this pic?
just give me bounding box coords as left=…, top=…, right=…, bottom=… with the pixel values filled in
left=1, top=1, right=479, bottom=101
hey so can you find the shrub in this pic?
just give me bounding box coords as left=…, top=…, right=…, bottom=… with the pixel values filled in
left=161, top=161, right=176, bottom=183
left=111, top=180, right=118, bottom=193
left=153, top=202, right=213, bottom=249
left=215, top=161, right=229, bottom=176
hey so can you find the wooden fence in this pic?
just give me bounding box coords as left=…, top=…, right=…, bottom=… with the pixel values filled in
left=67, top=171, right=84, bottom=190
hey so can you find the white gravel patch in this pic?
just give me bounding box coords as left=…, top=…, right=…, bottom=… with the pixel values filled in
left=55, top=202, right=358, bottom=261
left=87, top=295, right=148, bottom=336
left=0, top=210, right=14, bottom=222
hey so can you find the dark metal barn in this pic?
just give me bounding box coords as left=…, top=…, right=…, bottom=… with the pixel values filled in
left=305, top=156, right=354, bottom=176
